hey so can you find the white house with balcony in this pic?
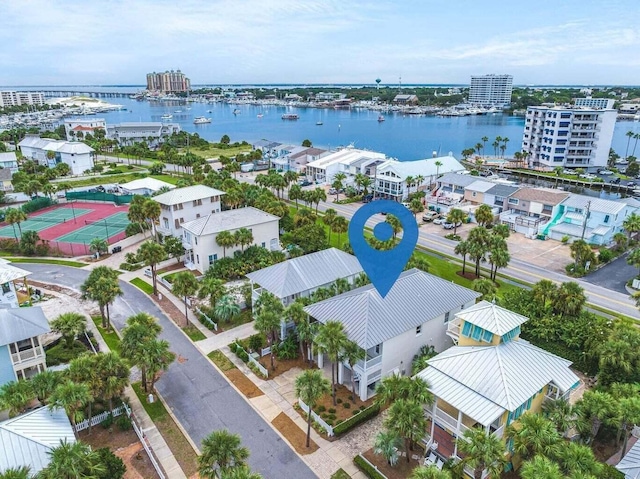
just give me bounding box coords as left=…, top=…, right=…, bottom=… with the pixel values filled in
left=18, top=135, right=95, bottom=175
left=304, top=269, right=480, bottom=401
left=0, top=307, right=50, bottom=386
left=305, top=148, right=386, bottom=184
left=153, top=185, right=225, bottom=238
left=181, top=207, right=280, bottom=274
left=0, top=260, right=31, bottom=308
left=416, top=301, right=580, bottom=477
left=0, top=152, right=19, bottom=174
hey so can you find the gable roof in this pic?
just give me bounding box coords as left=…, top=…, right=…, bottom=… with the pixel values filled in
left=438, top=172, right=478, bottom=188
left=246, top=248, right=363, bottom=299
left=0, top=152, right=17, bottom=164
left=55, top=142, right=94, bottom=154
left=0, top=307, right=50, bottom=346
left=0, top=169, right=12, bottom=181
left=617, top=438, right=640, bottom=479
left=455, top=301, right=529, bottom=336
left=0, top=407, right=76, bottom=475
left=485, top=184, right=520, bottom=197
left=417, top=341, right=579, bottom=420
left=562, top=194, right=632, bottom=215
left=510, top=188, right=569, bottom=205
left=0, top=263, right=31, bottom=284
left=182, top=207, right=279, bottom=236
left=378, top=156, right=466, bottom=179
left=120, top=177, right=175, bottom=192
left=466, top=180, right=496, bottom=193
left=152, top=185, right=225, bottom=205
left=304, top=269, right=480, bottom=349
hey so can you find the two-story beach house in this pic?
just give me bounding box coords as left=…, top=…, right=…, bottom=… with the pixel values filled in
left=482, top=184, right=520, bottom=214
left=181, top=207, right=280, bottom=273
left=304, top=269, right=480, bottom=401
left=0, top=307, right=51, bottom=386
left=416, top=301, right=580, bottom=476
left=428, top=172, right=477, bottom=213
left=18, top=135, right=94, bottom=175
left=499, top=187, right=569, bottom=237
left=0, top=260, right=31, bottom=308
left=153, top=185, right=225, bottom=238
left=543, top=194, right=640, bottom=245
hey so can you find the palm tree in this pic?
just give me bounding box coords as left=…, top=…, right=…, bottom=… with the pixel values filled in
left=481, top=136, right=488, bottom=156
left=121, top=314, right=162, bottom=392
left=385, top=214, right=402, bottom=240
left=492, top=140, right=499, bottom=157
left=41, top=440, right=105, bottom=479
left=454, top=240, right=470, bottom=275
left=171, top=271, right=199, bottom=325
left=234, top=228, right=254, bottom=251
left=198, top=429, right=250, bottom=478
left=331, top=216, right=349, bottom=247
left=214, top=294, right=240, bottom=323
left=97, top=351, right=130, bottom=412
left=295, top=369, right=330, bottom=448
left=519, top=455, right=563, bottom=479
left=221, top=465, right=263, bottom=479
left=199, top=276, right=227, bottom=310
left=456, top=427, right=506, bottom=479
left=472, top=278, right=496, bottom=301
left=575, top=390, right=614, bottom=442
left=488, top=242, right=510, bottom=281
left=625, top=130, right=635, bottom=159
left=474, top=204, right=494, bottom=227
left=68, top=354, right=101, bottom=433
left=50, top=312, right=87, bottom=349
left=323, top=208, right=337, bottom=242
left=374, top=430, right=402, bottom=467
left=613, top=396, right=640, bottom=458
left=49, top=381, right=93, bottom=430
left=141, top=339, right=175, bottom=392
left=0, top=466, right=32, bottom=479
left=613, top=231, right=628, bottom=252
left=506, top=413, right=560, bottom=460
left=385, top=399, right=427, bottom=462
left=0, top=380, right=35, bottom=417
left=314, top=320, right=348, bottom=405
left=254, top=310, right=281, bottom=370
left=624, top=213, right=640, bottom=239
left=138, top=241, right=167, bottom=295
left=5, top=208, right=27, bottom=241
left=555, top=442, right=603, bottom=477
left=89, top=238, right=108, bottom=257
left=551, top=282, right=585, bottom=318
left=633, top=133, right=640, bottom=157
left=340, top=340, right=365, bottom=403
left=80, top=266, right=122, bottom=330
left=627, top=248, right=640, bottom=274
left=216, top=230, right=235, bottom=258
left=542, top=398, right=575, bottom=436
left=446, top=208, right=466, bottom=235
left=405, top=176, right=414, bottom=196
left=409, top=466, right=452, bottom=479
left=409, top=198, right=424, bottom=220
left=30, top=370, right=63, bottom=405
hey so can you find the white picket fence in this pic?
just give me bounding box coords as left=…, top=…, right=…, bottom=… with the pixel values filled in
left=74, top=405, right=125, bottom=432
left=235, top=343, right=268, bottom=377
left=196, top=306, right=218, bottom=331
left=260, top=346, right=271, bottom=357
left=298, top=399, right=334, bottom=436
left=124, top=403, right=166, bottom=479
left=356, top=454, right=389, bottom=479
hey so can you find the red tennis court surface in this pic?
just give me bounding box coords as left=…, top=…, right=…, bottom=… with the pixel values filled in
left=0, top=202, right=130, bottom=256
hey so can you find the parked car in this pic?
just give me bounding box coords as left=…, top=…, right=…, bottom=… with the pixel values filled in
left=362, top=194, right=373, bottom=203
left=579, top=174, right=597, bottom=180
left=422, top=211, right=440, bottom=222
left=299, top=180, right=312, bottom=187
left=610, top=177, right=621, bottom=184
left=599, top=169, right=614, bottom=175
left=443, top=221, right=462, bottom=230
left=627, top=182, right=637, bottom=188
left=433, top=217, right=446, bottom=225
left=401, top=202, right=411, bottom=208
left=562, top=169, right=575, bottom=175
left=329, top=188, right=338, bottom=195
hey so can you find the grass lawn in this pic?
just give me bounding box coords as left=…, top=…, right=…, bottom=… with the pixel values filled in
left=331, top=470, right=351, bottom=479
left=208, top=350, right=237, bottom=371
left=149, top=174, right=180, bottom=185
left=217, top=308, right=253, bottom=332
left=3, top=257, right=86, bottom=267
left=130, top=277, right=154, bottom=295
left=183, top=144, right=251, bottom=159
left=131, top=382, right=198, bottom=477
left=91, top=316, right=122, bottom=354
left=182, top=324, right=206, bottom=341
left=59, top=172, right=146, bottom=188
left=45, top=340, right=91, bottom=366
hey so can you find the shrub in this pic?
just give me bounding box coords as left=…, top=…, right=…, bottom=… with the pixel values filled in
left=336, top=398, right=343, bottom=404
left=21, top=196, right=54, bottom=214
left=119, top=262, right=143, bottom=271
left=561, top=235, right=570, bottom=244
left=127, top=165, right=134, bottom=170
left=333, top=404, right=380, bottom=435
left=317, top=405, right=326, bottom=413
left=328, top=408, right=336, bottom=414
left=101, top=413, right=114, bottom=429
left=229, top=342, right=238, bottom=354
left=116, top=414, right=132, bottom=431
left=353, top=454, right=386, bottom=479
left=343, top=402, right=351, bottom=409
left=95, top=447, right=126, bottom=479
left=274, top=335, right=298, bottom=360
left=598, top=248, right=614, bottom=264
left=248, top=334, right=265, bottom=352
left=125, top=222, right=143, bottom=237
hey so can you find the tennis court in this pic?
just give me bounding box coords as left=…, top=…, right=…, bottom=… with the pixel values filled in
left=0, top=207, right=91, bottom=238
left=54, top=211, right=131, bottom=243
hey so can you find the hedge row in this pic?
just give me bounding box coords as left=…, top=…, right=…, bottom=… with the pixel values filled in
left=353, top=455, right=386, bottom=479
left=333, top=403, right=380, bottom=436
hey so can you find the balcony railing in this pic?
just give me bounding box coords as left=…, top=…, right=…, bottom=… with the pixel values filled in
left=446, top=319, right=461, bottom=343
left=354, top=354, right=382, bottom=376
left=11, top=346, right=44, bottom=365
left=425, top=407, right=471, bottom=438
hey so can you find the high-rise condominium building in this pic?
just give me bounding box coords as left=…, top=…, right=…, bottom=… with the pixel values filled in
left=0, top=91, right=45, bottom=108
left=146, top=70, right=191, bottom=93
left=468, top=74, right=513, bottom=107
left=574, top=97, right=615, bottom=109
left=521, top=106, right=617, bottom=170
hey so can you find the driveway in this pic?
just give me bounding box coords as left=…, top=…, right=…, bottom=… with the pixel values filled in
left=583, top=251, right=637, bottom=295
left=21, top=264, right=316, bottom=479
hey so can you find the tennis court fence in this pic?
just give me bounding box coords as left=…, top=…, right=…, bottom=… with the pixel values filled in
left=66, top=191, right=135, bottom=204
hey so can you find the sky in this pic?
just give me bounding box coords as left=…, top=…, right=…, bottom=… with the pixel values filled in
left=2, top=0, right=640, bottom=86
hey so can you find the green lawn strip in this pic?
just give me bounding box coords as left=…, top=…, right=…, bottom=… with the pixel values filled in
left=182, top=324, right=206, bottom=342
left=3, top=257, right=86, bottom=267
left=131, top=382, right=199, bottom=477
left=183, top=144, right=252, bottom=159
left=149, top=174, right=180, bottom=185
left=57, top=172, right=146, bottom=188
left=217, top=309, right=253, bottom=332
left=207, top=350, right=237, bottom=371
left=330, top=469, right=351, bottom=479
left=130, top=277, right=154, bottom=295
left=91, top=316, right=122, bottom=354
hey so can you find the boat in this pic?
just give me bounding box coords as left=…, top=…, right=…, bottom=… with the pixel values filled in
left=193, top=116, right=212, bottom=124
left=174, top=110, right=182, bottom=113
left=233, top=109, right=241, bottom=115
left=257, top=114, right=263, bottom=118
left=207, top=110, right=212, bottom=113
left=316, top=121, right=323, bottom=125
left=378, top=115, right=385, bottom=122
left=161, top=114, right=173, bottom=120
left=282, top=114, right=299, bottom=120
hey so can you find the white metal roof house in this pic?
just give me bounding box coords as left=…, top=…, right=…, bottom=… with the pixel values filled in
left=0, top=260, right=30, bottom=309
left=119, top=177, right=175, bottom=196
left=304, top=269, right=480, bottom=401
left=617, top=439, right=640, bottom=479
left=181, top=207, right=280, bottom=274
left=0, top=307, right=50, bottom=386
left=0, top=407, right=76, bottom=475
left=305, top=147, right=386, bottom=184
left=0, top=152, right=19, bottom=174
left=18, top=135, right=94, bottom=175
left=153, top=185, right=225, bottom=238
left=415, top=301, right=580, bottom=476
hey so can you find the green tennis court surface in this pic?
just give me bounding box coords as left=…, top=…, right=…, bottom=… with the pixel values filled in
left=0, top=208, right=91, bottom=238
left=54, top=212, right=130, bottom=243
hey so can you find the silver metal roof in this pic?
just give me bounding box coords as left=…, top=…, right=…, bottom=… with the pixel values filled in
left=485, top=184, right=520, bottom=197
left=304, top=269, right=480, bottom=349
left=0, top=307, right=50, bottom=346
left=438, top=172, right=479, bottom=188
left=152, top=185, right=225, bottom=206
left=0, top=407, right=76, bottom=475
left=466, top=180, right=496, bottom=193
left=422, top=340, right=579, bottom=412
left=617, top=438, right=640, bottom=479
left=562, top=194, right=633, bottom=215
left=0, top=263, right=31, bottom=284
left=247, top=248, right=363, bottom=299
left=455, top=301, right=529, bottom=336
left=119, top=177, right=175, bottom=192
left=182, top=207, right=279, bottom=236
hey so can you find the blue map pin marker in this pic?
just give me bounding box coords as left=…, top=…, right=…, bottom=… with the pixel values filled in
left=349, top=199, right=419, bottom=298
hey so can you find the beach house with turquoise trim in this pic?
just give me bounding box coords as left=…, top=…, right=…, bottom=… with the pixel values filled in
left=415, top=301, right=580, bottom=477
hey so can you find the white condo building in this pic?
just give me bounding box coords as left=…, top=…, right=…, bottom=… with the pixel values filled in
left=574, top=98, right=615, bottom=109
left=468, top=74, right=513, bottom=108
left=0, top=91, right=45, bottom=108
left=521, top=106, right=617, bottom=170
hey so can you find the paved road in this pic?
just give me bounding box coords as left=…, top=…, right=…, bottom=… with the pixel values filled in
left=22, top=264, right=316, bottom=479
left=583, top=251, right=636, bottom=295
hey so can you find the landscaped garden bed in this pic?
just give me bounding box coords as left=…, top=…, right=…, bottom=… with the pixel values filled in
left=360, top=447, right=424, bottom=479
left=272, top=412, right=318, bottom=455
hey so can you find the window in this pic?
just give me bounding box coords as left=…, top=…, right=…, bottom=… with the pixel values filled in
left=195, top=238, right=198, bottom=245
left=604, top=215, right=610, bottom=224
left=174, top=219, right=180, bottom=229
left=1, top=282, right=10, bottom=294
left=416, top=325, right=422, bottom=336
left=261, top=242, right=266, bottom=248
left=508, top=198, right=519, bottom=205
left=375, top=344, right=381, bottom=354
left=193, top=199, right=202, bottom=207
left=444, top=312, right=450, bottom=323
left=196, top=254, right=199, bottom=264
left=208, top=254, right=217, bottom=265
left=163, top=218, right=169, bottom=229
left=472, top=191, right=477, bottom=197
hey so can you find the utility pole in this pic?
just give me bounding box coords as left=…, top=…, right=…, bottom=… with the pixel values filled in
left=580, top=200, right=591, bottom=241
